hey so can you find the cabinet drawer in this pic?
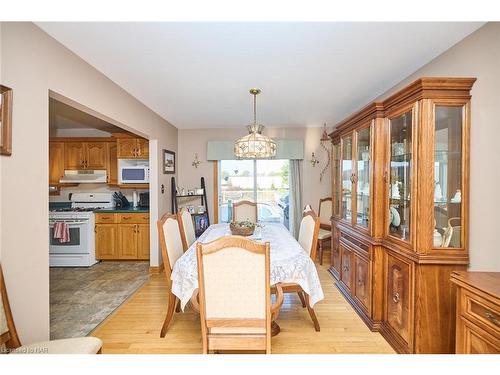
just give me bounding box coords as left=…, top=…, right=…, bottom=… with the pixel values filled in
left=461, top=290, right=500, bottom=336
left=95, top=213, right=117, bottom=223
left=386, top=253, right=413, bottom=346
left=458, top=318, right=500, bottom=354
left=118, top=213, right=150, bottom=223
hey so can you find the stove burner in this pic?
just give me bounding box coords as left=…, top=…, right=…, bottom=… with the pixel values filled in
left=51, top=207, right=105, bottom=212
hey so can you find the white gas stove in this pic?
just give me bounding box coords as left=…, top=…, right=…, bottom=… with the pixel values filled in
left=49, top=193, right=115, bottom=267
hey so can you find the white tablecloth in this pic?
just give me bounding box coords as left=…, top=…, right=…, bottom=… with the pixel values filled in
left=171, top=223, right=325, bottom=310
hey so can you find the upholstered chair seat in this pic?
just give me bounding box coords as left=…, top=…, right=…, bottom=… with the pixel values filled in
left=11, top=337, right=103, bottom=354
left=178, top=208, right=196, bottom=251
left=232, top=200, right=258, bottom=223
left=157, top=213, right=187, bottom=337
left=196, top=236, right=283, bottom=354
left=316, top=197, right=332, bottom=265
left=277, top=209, right=321, bottom=331
left=318, top=228, right=332, bottom=240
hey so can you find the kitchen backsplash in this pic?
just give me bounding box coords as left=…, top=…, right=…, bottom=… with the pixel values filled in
left=49, top=184, right=148, bottom=203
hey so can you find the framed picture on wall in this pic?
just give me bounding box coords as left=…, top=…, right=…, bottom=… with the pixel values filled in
left=0, top=85, right=13, bottom=156
left=193, top=213, right=209, bottom=237
left=163, top=149, right=175, bottom=174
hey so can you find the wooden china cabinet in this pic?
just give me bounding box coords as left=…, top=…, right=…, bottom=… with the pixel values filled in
left=328, top=77, right=476, bottom=353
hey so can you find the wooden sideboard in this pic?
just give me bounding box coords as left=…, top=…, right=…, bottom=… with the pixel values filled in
left=329, top=77, right=476, bottom=353
left=451, top=272, right=500, bottom=354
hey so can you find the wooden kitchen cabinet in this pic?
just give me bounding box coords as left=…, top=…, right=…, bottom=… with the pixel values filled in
left=108, top=141, right=118, bottom=185
left=64, top=141, right=108, bottom=170
left=95, top=212, right=150, bottom=260
left=49, top=141, right=65, bottom=185
left=137, top=224, right=150, bottom=260
left=85, top=142, right=108, bottom=169
left=118, top=224, right=139, bottom=259
left=117, top=137, right=149, bottom=159
left=95, top=224, right=118, bottom=259
left=64, top=142, right=85, bottom=169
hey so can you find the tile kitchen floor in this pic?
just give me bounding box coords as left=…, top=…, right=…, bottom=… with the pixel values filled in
left=50, top=261, right=149, bottom=339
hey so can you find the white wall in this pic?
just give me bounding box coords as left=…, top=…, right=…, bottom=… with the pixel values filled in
left=374, top=22, right=500, bottom=271
left=0, top=22, right=178, bottom=344
left=177, top=126, right=331, bottom=223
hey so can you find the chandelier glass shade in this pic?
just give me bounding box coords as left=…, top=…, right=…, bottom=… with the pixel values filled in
left=234, top=89, right=277, bottom=159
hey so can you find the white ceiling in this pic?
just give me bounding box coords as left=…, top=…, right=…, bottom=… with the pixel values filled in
left=37, top=22, right=484, bottom=129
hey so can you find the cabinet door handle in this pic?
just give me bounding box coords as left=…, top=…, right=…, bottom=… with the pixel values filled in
left=383, top=171, right=388, bottom=183
left=358, top=278, right=364, bottom=286
left=123, top=217, right=131, bottom=220
left=485, top=312, right=500, bottom=326
left=392, top=292, right=400, bottom=303
left=94, top=225, right=97, bottom=233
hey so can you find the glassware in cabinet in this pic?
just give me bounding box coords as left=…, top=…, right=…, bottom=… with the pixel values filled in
left=388, top=111, right=412, bottom=242
left=356, top=127, right=371, bottom=229
left=433, top=105, right=464, bottom=248
left=341, top=136, right=353, bottom=222
left=332, top=141, right=341, bottom=218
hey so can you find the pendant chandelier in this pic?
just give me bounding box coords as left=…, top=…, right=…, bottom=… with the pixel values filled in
left=234, top=88, right=277, bottom=159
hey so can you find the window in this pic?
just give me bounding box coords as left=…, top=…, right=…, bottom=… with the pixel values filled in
left=218, top=159, right=290, bottom=229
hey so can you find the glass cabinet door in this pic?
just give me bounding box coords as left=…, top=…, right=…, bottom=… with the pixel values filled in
left=341, top=136, right=353, bottom=222
left=356, top=127, right=371, bottom=229
left=433, top=106, right=464, bottom=248
left=388, top=111, right=412, bottom=242
left=332, top=141, right=341, bottom=218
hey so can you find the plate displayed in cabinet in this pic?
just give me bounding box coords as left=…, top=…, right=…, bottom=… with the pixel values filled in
left=390, top=206, right=401, bottom=227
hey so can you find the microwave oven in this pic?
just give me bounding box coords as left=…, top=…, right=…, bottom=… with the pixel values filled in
left=118, top=159, right=150, bottom=184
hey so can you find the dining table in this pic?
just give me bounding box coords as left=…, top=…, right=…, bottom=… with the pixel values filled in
left=171, top=222, right=325, bottom=335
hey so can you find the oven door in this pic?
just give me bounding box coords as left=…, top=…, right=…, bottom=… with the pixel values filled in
left=49, top=219, right=89, bottom=254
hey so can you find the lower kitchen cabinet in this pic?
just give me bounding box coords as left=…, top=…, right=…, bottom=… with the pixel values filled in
left=95, top=224, right=118, bottom=260
left=95, top=212, right=150, bottom=260
left=118, top=224, right=139, bottom=259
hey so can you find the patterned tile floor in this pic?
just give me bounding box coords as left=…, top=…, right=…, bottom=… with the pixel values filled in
left=50, top=261, right=149, bottom=339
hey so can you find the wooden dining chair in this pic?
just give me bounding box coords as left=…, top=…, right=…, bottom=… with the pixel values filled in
left=279, top=209, right=321, bottom=331
left=196, top=236, right=283, bottom=354
left=317, top=197, right=332, bottom=265
left=232, top=200, right=258, bottom=223
left=0, top=265, right=102, bottom=354
left=157, top=213, right=185, bottom=337
left=178, top=207, right=196, bottom=251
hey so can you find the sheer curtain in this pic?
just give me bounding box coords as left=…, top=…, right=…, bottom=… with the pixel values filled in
left=289, top=160, right=302, bottom=238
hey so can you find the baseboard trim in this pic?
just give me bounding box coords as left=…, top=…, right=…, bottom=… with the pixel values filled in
left=149, top=264, right=164, bottom=274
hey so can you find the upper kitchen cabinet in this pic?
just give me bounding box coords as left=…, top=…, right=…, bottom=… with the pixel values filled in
left=49, top=141, right=65, bottom=186
left=117, top=136, right=149, bottom=159
left=64, top=141, right=108, bottom=170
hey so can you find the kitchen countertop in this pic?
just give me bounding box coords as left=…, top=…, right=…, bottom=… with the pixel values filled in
left=95, top=207, right=150, bottom=213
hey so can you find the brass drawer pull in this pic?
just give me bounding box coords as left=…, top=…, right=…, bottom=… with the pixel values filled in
left=485, top=311, right=500, bottom=326
left=392, top=292, right=400, bottom=303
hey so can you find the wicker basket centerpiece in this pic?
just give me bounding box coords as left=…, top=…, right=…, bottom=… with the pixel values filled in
left=229, top=220, right=256, bottom=236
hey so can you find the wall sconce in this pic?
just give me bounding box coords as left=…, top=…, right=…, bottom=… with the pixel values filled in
left=310, top=152, right=320, bottom=167
left=192, top=153, right=201, bottom=168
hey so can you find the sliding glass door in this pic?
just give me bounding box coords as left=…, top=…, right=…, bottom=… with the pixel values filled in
left=219, top=159, right=290, bottom=229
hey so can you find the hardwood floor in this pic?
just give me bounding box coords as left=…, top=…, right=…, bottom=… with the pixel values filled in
left=91, top=261, right=395, bottom=354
